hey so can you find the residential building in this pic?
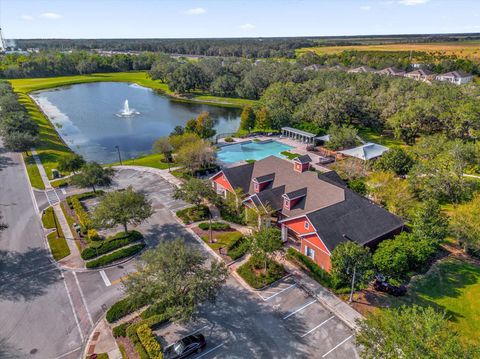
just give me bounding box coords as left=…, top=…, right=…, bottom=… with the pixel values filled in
left=376, top=67, right=406, bottom=77
left=210, top=156, right=403, bottom=271
left=435, top=71, right=473, bottom=85
left=348, top=66, right=375, bottom=74
left=404, top=68, right=435, bottom=82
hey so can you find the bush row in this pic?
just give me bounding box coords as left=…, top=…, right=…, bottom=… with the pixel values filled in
left=286, top=248, right=333, bottom=288
left=198, top=221, right=230, bottom=231
left=226, top=236, right=249, bottom=260
left=86, top=243, right=145, bottom=269
left=137, top=324, right=163, bottom=359
left=106, top=295, right=148, bottom=323
left=126, top=313, right=170, bottom=359
left=69, top=196, right=92, bottom=231
left=237, top=257, right=285, bottom=289
left=81, top=231, right=143, bottom=260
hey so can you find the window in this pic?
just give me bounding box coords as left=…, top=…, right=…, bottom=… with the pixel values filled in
left=305, top=246, right=315, bottom=259
left=254, top=182, right=259, bottom=192
left=304, top=221, right=309, bottom=230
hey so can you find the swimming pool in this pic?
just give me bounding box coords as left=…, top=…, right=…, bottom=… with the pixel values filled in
left=217, top=140, right=293, bottom=163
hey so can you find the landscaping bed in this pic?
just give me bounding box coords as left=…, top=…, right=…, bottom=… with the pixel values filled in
left=286, top=247, right=333, bottom=289
left=42, top=207, right=70, bottom=260
left=197, top=228, right=247, bottom=261
left=237, top=257, right=286, bottom=289
left=176, top=205, right=210, bottom=224
left=86, top=243, right=145, bottom=269
left=81, top=230, right=143, bottom=260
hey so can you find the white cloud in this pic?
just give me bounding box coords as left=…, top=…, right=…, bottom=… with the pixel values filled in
left=40, top=12, right=63, bottom=19
left=398, top=0, right=429, bottom=5
left=240, top=23, right=256, bottom=30
left=185, top=7, right=206, bottom=15
left=21, top=15, right=34, bottom=21
left=360, top=5, right=372, bottom=10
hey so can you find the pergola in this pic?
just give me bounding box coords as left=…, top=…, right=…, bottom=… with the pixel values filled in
left=281, top=127, right=316, bottom=143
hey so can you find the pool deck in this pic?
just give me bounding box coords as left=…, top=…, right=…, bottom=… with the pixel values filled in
left=217, top=135, right=332, bottom=173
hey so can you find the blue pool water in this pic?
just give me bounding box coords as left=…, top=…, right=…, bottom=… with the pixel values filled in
left=217, top=140, right=293, bottom=163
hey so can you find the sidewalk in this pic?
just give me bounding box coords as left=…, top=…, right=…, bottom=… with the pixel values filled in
left=84, top=319, right=122, bottom=359
left=31, top=149, right=53, bottom=189
left=281, top=258, right=363, bottom=330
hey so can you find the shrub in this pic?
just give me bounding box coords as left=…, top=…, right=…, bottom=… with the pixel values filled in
left=112, top=322, right=130, bottom=338
left=70, top=196, right=93, bottom=230
left=224, top=137, right=234, bottom=142
left=86, top=243, right=145, bottom=269
left=126, top=313, right=170, bottom=359
left=286, top=248, right=333, bottom=288
left=198, top=221, right=230, bottom=231
left=137, top=324, right=163, bottom=359
left=227, top=236, right=249, bottom=260
left=176, top=205, right=209, bottom=224
left=81, top=231, right=143, bottom=260
left=237, top=257, right=285, bottom=289
left=87, top=229, right=102, bottom=241
left=106, top=296, right=147, bottom=323
left=219, top=205, right=245, bottom=225
left=347, top=178, right=367, bottom=196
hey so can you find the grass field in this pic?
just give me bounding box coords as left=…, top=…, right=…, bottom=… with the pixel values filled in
left=9, top=72, right=255, bottom=183
left=390, top=258, right=480, bottom=345
left=297, top=40, right=480, bottom=60
left=109, top=153, right=172, bottom=170
left=24, top=154, right=45, bottom=189
left=42, top=207, right=70, bottom=261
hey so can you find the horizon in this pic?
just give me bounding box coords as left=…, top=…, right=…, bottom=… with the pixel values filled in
left=3, top=0, right=480, bottom=39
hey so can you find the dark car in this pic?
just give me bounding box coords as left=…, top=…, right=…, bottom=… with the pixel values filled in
left=163, top=334, right=206, bottom=359
left=373, top=277, right=407, bottom=297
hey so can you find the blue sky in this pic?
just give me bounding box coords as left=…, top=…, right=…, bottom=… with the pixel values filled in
left=2, top=0, right=480, bottom=39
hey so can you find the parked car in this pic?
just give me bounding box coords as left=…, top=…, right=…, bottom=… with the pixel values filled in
left=373, top=275, right=407, bottom=297
left=163, top=334, right=206, bottom=359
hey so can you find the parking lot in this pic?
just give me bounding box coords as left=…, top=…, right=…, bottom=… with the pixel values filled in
left=256, top=276, right=358, bottom=359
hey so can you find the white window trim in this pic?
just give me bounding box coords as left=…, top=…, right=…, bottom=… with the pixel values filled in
left=304, top=245, right=315, bottom=260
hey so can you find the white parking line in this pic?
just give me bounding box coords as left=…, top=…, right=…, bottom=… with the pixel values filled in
left=322, top=335, right=354, bottom=357
left=99, top=270, right=111, bottom=287
left=53, top=346, right=82, bottom=359
left=262, top=283, right=297, bottom=301
left=300, top=316, right=335, bottom=338
left=195, top=342, right=225, bottom=359
left=60, top=271, right=84, bottom=342
left=283, top=300, right=317, bottom=320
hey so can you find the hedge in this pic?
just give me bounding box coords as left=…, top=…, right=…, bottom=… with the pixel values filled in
left=227, top=236, right=249, bottom=260
left=237, top=257, right=285, bottom=289
left=107, top=296, right=148, bottom=323
left=112, top=322, right=130, bottom=338
left=81, top=231, right=143, bottom=260
left=126, top=313, right=170, bottom=359
left=286, top=248, right=333, bottom=288
left=70, top=196, right=92, bottom=231
left=86, top=243, right=145, bottom=269
left=198, top=221, right=230, bottom=231
left=137, top=324, right=163, bottom=359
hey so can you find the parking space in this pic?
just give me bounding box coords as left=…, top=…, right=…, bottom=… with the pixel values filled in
left=257, top=276, right=358, bottom=358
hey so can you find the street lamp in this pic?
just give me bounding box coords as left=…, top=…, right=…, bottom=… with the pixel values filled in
left=115, top=145, right=122, bottom=165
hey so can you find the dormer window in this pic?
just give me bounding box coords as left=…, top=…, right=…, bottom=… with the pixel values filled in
left=284, top=198, right=290, bottom=210
left=254, top=182, right=259, bottom=193
left=293, top=155, right=312, bottom=173
left=253, top=173, right=275, bottom=193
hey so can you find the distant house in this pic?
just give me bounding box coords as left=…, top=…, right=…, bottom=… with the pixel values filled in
left=404, top=69, right=435, bottom=82
left=348, top=66, right=375, bottom=74
left=435, top=71, right=473, bottom=85
left=376, top=67, right=406, bottom=77
left=210, top=156, right=403, bottom=271
left=338, top=143, right=389, bottom=161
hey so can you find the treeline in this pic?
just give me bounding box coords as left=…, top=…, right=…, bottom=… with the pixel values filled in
left=0, top=82, right=39, bottom=152
left=15, top=38, right=315, bottom=58
left=299, top=50, right=480, bottom=75
left=0, top=51, right=158, bottom=78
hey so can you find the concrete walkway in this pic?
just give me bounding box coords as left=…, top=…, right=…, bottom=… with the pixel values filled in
left=31, top=148, right=85, bottom=268
left=85, top=319, right=122, bottom=359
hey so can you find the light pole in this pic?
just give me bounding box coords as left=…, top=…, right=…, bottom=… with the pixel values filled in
left=115, top=145, right=122, bottom=165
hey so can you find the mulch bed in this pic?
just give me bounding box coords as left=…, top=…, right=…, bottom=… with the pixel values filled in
left=116, top=337, right=139, bottom=359
left=191, top=227, right=235, bottom=262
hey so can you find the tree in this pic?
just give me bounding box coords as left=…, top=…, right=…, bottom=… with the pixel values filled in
left=152, top=137, right=173, bottom=162
left=169, top=125, right=184, bottom=137
left=450, top=194, right=480, bottom=253
left=185, top=112, right=216, bottom=139
left=325, top=124, right=358, bottom=151
left=175, top=139, right=217, bottom=174
left=173, top=178, right=216, bottom=208
left=374, top=147, right=414, bottom=176
left=167, top=62, right=208, bottom=93
left=168, top=132, right=200, bottom=151
left=356, top=305, right=479, bottom=359
left=331, top=241, right=373, bottom=302
left=93, top=186, right=153, bottom=233
left=2, top=131, right=39, bottom=153
left=123, top=240, right=228, bottom=322
left=57, top=153, right=85, bottom=174
left=411, top=200, right=448, bottom=243
left=71, top=162, right=114, bottom=193
left=249, top=227, right=283, bottom=272
left=255, top=107, right=270, bottom=130
left=239, top=106, right=256, bottom=132
left=0, top=112, right=39, bottom=137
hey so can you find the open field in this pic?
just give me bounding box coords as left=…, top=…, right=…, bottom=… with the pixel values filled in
left=9, top=72, right=255, bottom=182
left=297, top=40, right=480, bottom=60
left=389, top=258, right=480, bottom=345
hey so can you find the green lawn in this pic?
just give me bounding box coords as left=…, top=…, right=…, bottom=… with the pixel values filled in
left=391, top=258, right=480, bottom=345
left=24, top=154, right=45, bottom=189
left=41, top=207, right=57, bottom=229
left=42, top=207, right=70, bottom=261
left=358, top=127, right=405, bottom=148
left=201, top=230, right=243, bottom=251
left=280, top=151, right=301, bottom=160
left=109, top=153, right=172, bottom=170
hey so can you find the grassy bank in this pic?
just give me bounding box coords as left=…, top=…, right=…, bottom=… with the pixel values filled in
left=10, top=72, right=254, bottom=182
left=109, top=153, right=172, bottom=170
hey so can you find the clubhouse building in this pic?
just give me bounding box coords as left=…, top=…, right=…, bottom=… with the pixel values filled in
left=210, top=155, right=404, bottom=271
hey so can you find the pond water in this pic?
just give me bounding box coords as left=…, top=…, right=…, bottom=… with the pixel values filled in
left=31, top=82, right=241, bottom=164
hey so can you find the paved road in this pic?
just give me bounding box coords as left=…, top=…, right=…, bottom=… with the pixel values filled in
left=0, top=143, right=82, bottom=359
